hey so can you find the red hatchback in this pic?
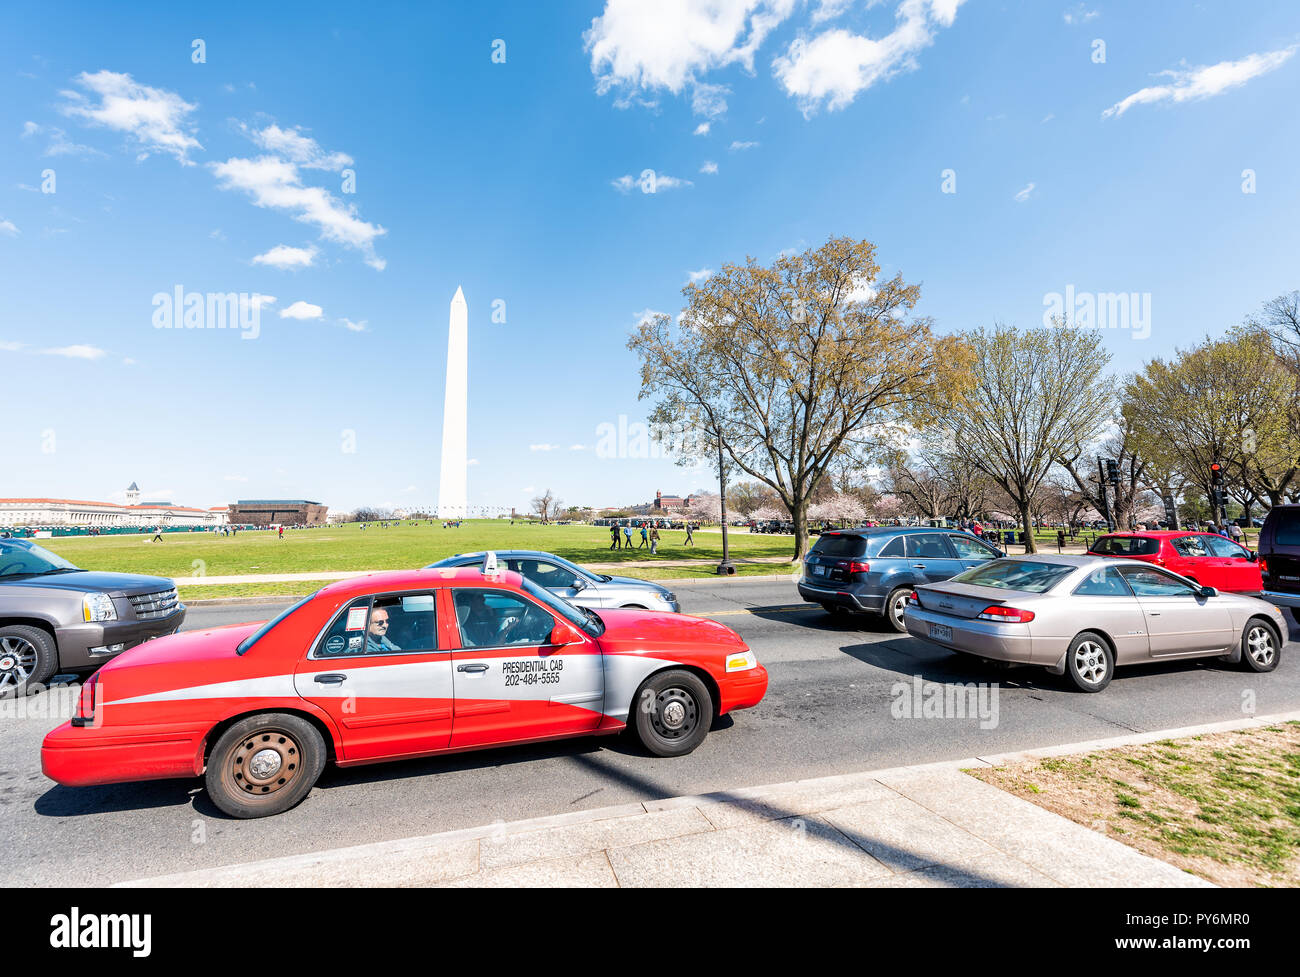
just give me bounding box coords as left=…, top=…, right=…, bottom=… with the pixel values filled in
left=1087, top=531, right=1263, bottom=595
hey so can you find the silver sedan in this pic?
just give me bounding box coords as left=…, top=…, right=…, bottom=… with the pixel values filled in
left=425, top=550, right=680, bottom=612
left=903, top=554, right=1287, bottom=692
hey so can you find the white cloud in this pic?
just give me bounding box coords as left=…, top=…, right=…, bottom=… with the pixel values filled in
left=0, top=341, right=24, bottom=351
left=700, top=160, right=718, bottom=174
left=773, top=0, right=967, bottom=116
left=1014, top=182, right=1035, bottom=202
left=0, top=218, right=18, bottom=236
left=21, top=121, right=103, bottom=157
left=41, top=344, right=106, bottom=360
left=252, top=243, right=318, bottom=269
left=210, top=155, right=387, bottom=269
left=633, top=307, right=666, bottom=324
left=467, top=458, right=480, bottom=466
left=729, top=139, right=759, bottom=150
left=529, top=443, right=560, bottom=452
left=688, top=267, right=713, bottom=282
left=1063, top=4, right=1098, bottom=25
left=611, top=171, right=693, bottom=193
left=693, top=122, right=711, bottom=135
left=1101, top=46, right=1297, bottom=119
left=569, top=444, right=587, bottom=451
left=238, top=123, right=353, bottom=171
left=1041, top=112, right=1055, bottom=123
left=811, top=0, right=854, bottom=24
left=585, top=0, right=797, bottom=116
left=280, top=300, right=323, bottom=320
left=248, top=293, right=277, bottom=311
left=60, top=70, right=201, bottom=164
left=521, top=485, right=536, bottom=494
left=340, top=318, right=368, bottom=332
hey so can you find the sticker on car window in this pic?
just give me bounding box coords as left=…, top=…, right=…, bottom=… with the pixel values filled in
left=345, top=607, right=368, bottom=630
left=325, top=635, right=346, bottom=655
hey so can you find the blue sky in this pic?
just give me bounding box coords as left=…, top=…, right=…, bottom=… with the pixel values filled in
left=3, top=0, right=1299, bottom=514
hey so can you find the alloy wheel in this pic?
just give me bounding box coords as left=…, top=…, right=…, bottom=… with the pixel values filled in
left=0, top=636, right=38, bottom=691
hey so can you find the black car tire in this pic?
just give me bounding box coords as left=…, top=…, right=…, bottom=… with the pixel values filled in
left=1065, top=631, right=1114, bottom=692
left=882, top=587, right=910, bottom=633
left=205, top=713, right=326, bottom=819
left=1240, top=618, right=1281, bottom=673
left=0, top=624, right=58, bottom=696
left=631, top=669, right=713, bottom=758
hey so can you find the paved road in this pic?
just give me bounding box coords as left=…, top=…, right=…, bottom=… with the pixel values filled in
left=3, top=579, right=1297, bottom=885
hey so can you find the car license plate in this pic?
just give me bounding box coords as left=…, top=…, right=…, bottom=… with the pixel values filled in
left=812, top=565, right=826, bottom=576
left=929, top=623, right=953, bottom=641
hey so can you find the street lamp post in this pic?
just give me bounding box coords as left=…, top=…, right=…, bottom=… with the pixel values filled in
left=716, top=436, right=735, bottom=575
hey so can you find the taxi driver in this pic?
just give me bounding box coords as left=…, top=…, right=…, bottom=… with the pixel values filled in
left=365, top=606, right=402, bottom=654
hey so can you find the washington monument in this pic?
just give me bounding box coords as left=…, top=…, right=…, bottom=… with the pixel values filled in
left=437, top=286, right=468, bottom=519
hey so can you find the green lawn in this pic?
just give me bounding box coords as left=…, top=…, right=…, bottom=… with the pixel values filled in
left=35, top=520, right=799, bottom=579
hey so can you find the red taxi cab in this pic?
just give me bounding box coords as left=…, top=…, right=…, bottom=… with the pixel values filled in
left=42, top=562, right=767, bottom=818
left=1087, top=531, right=1263, bottom=595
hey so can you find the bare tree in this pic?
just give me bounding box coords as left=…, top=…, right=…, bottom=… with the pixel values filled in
left=530, top=489, right=559, bottom=523
left=944, top=323, right=1113, bottom=553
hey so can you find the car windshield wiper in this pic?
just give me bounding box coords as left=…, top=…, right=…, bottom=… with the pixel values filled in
left=40, top=567, right=82, bottom=575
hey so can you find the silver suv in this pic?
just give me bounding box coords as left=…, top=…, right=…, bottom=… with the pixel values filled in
left=426, top=550, right=681, bottom=612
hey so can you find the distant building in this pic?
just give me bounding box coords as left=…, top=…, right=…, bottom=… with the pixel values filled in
left=226, top=499, right=328, bottom=527
left=652, top=490, right=697, bottom=512
left=0, top=482, right=228, bottom=528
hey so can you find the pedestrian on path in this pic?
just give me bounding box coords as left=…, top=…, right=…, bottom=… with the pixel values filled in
left=684, top=523, right=694, bottom=546
left=610, top=524, right=621, bottom=550
left=649, top=525, right=660, bottom=554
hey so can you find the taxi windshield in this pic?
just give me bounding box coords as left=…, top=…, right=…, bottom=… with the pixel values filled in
left=520, top=577, right=603, bottom=637
left=236, top=593, right=317, bottom=655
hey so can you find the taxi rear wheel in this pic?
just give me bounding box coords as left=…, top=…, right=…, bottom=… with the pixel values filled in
left=631, top=670, right=712, bottom=758
left=205, top=713, right=326, bottom=819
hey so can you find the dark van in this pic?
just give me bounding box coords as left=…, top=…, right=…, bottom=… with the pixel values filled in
left=1260, top=504, right=1300, bottom=623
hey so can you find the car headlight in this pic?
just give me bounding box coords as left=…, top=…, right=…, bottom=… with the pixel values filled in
left=82, top=592, right=118, bottom=622
left=658, top=591, right=677, bottom=603
left=726, top=649, right=758, bottom=672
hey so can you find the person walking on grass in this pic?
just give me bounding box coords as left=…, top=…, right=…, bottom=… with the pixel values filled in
left=151, top=526, right=163, bottom=543
left=684, top=522, right=694, bottom=546
left=639, top=523, right=649, bottom=549
left=649, top=525, right=660, bottom=554
left=610, top=524, right=620, bottom=550
left=623, top=524, right=634, bottom=549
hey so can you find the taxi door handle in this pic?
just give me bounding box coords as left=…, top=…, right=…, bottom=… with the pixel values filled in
left=457, top=663, right=489, bottom=673
left=314, top=673, right=347, bottom=684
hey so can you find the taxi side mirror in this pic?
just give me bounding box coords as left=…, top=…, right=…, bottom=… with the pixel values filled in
left=549, top=621, right=583, bottom=646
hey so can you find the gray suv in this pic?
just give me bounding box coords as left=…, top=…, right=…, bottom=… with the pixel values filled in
left=798, top=527, right=1002, bottom=631
left=0, top=538, right=185, bottom=694
left=426, top=550, right=680, bottom=612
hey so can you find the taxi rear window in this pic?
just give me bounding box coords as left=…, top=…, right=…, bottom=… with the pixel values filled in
left=1089, top=536, right=1159, bottom=557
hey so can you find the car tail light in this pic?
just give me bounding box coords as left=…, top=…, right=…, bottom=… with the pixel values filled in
left=72, top=672, right=99, bottom=727
left=978, top=605, right=1035, bottom=624
left=1259, top=558, right=1268, bottom=573
left=848, top=561, right=870, bottom=574
left=906, top=590, right=920, bottom=606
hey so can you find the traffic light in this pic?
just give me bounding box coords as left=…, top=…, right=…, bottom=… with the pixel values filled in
left=1105, top=459, right=1120, bottom=488
left=1210, top=462, right=1226, bottom=513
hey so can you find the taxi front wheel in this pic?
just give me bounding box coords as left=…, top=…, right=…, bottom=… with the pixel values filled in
left=205, top=713, right=326, bottom=819
left=631, top=670, right=713, bottom=758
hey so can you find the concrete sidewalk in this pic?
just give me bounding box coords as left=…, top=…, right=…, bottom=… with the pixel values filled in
left=116, top=715, right=1299, bottom=888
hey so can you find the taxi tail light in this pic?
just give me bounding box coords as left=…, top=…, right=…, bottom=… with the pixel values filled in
left=73, top=672, right=99, bottom=727
left=978, top=605, right=1035, bottom=624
